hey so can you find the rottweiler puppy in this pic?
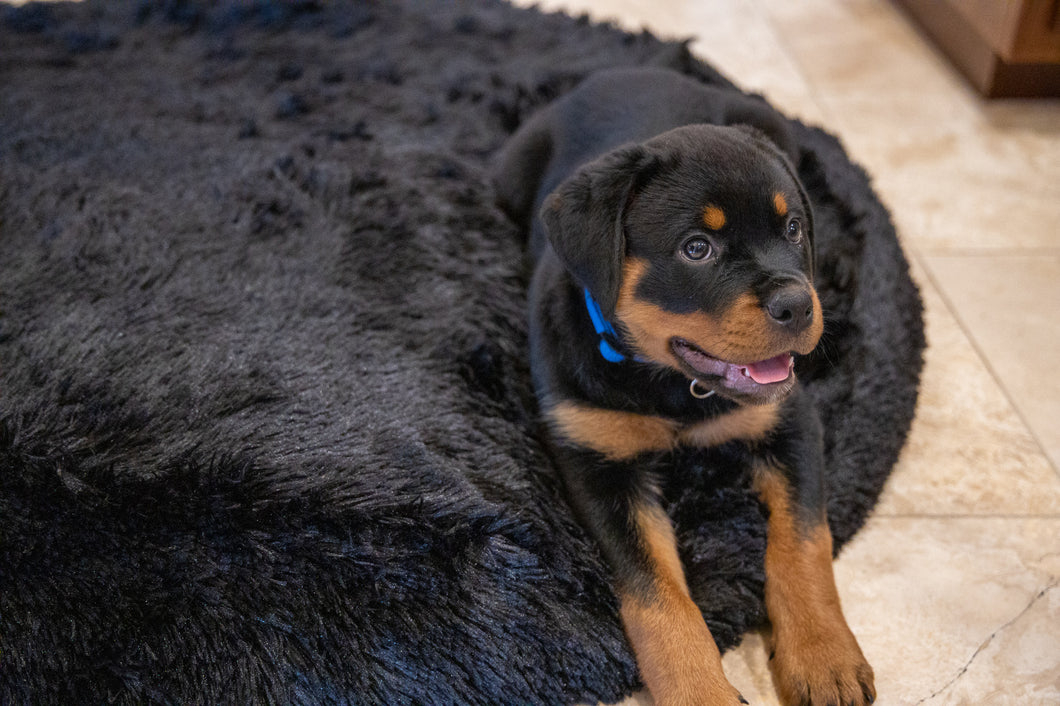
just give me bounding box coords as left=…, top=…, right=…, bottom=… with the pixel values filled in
left=491, top=68, right=875, bottom=706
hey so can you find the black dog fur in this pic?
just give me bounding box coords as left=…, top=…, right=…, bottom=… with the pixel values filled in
left=493, top=68, right=876, bottom=706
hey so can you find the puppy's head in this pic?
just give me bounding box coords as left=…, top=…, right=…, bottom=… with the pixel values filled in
left=541, top=124, right=821, bottom=404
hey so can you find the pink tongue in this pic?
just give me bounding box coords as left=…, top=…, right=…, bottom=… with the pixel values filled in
left=741, top=353, right=793, bottom=384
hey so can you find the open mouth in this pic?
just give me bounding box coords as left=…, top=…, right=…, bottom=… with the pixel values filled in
left=671, top=338, right=795, bottom=399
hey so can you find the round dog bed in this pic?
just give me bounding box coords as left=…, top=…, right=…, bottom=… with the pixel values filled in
left=0, top=2, right=924, bottom=704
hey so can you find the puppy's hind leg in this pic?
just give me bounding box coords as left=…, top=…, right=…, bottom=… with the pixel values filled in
left=489, top=107, right=554, bottom=231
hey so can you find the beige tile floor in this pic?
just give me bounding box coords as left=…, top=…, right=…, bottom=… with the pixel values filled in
left=515, top=0, right=1060, bottom=704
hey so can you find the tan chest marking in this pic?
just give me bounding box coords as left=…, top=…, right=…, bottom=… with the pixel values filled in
left=677, top=402, right=780, bottom=448
left=547, top=400, right=780, bottom=460
left=547, top=402, right=678, bottom=460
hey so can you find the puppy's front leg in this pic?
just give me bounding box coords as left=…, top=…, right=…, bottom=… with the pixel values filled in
left=560, top=452, right=746, bottom=706
left=620, top=500, right=748, bottom=706
left=752, top=403, right=876, bottom=706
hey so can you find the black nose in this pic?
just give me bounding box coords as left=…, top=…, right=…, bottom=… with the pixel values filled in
left=765, top=285, right=814, bottom=333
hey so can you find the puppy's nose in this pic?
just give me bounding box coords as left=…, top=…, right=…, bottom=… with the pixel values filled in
left=765, top=285, right=814, bottom=334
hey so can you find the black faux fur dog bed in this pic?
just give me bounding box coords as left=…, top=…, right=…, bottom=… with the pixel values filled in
left=0, top=2, right=925, bottom=704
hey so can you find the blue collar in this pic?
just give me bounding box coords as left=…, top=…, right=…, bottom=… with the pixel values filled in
left=583, top=288, right=628, bottom=363
left=583, top=288, right=713, bottom=399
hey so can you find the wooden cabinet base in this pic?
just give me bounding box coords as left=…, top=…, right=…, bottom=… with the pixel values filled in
left=893, top=0, right=1060, bottom=98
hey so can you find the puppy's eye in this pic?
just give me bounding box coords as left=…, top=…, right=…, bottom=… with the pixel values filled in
left=785, top=217, right=804, bottom=244
left=681, top=237, right=713, bottom=262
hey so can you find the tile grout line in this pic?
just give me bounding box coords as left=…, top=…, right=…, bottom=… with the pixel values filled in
left=913, top=249, right=1060, bottom=481
left=755, top=1, right=838, bottom=130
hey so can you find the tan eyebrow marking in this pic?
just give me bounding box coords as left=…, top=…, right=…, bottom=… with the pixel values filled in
left=702, top=205, right=726, bottom=230
left=773, top=192, right=788, bottom=216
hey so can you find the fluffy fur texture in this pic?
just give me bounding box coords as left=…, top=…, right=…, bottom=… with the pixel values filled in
left=0, top=1, right=924, bottom=704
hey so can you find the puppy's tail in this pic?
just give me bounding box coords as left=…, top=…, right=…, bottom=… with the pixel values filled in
left=489, top=107, right=554, bottom=238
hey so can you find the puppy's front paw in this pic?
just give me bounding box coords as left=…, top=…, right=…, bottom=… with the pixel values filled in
left=650, top=683, right=748, bottom=706
left=700, top=684, right=748, bottom=706
left=769, top=624, right=875, bottom=706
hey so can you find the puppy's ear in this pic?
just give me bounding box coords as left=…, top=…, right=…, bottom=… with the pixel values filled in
left=540, top=145, right=656, bottom=316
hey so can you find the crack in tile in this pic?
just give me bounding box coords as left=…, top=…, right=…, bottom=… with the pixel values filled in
left=914, top=580, right=1058, bottom=704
